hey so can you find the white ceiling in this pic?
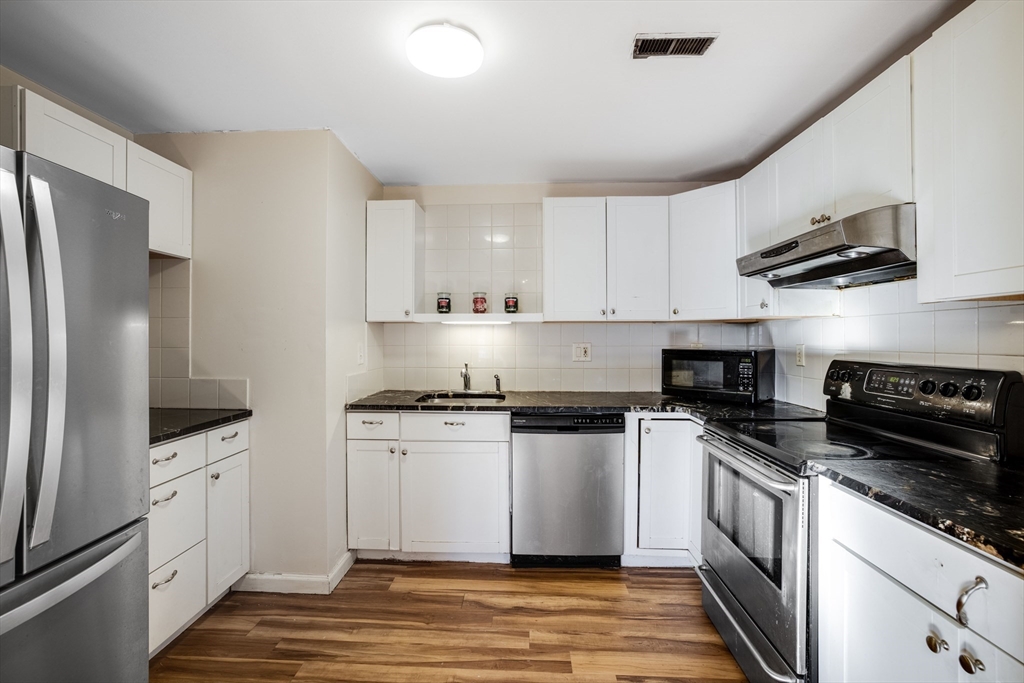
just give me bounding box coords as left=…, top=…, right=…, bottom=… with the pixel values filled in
left=0, top=1, right=955, bottom=186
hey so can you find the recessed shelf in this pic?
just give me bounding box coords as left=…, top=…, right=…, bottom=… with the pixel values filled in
left=412, top=313, right=544, bottom=324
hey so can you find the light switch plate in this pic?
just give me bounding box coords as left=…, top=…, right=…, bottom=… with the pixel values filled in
left=572, top=342, right=592, bottom=362
left=796, top=344, right=806, bottom=367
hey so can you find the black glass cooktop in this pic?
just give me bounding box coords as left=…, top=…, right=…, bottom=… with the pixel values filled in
left=708, top=418, right=971, bottom=474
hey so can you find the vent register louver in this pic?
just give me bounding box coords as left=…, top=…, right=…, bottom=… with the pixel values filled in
left=633, top=34, right=718, bottom=59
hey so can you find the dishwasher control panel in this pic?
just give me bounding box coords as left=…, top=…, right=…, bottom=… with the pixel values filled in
left=573, top=416, right=624, bottom=426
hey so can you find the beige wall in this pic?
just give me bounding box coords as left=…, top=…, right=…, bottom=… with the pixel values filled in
left=136, top=130, right=383, bottom=580
left=382, top=181, right=707, bottom=205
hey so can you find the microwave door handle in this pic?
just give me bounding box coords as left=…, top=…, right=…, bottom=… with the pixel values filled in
left=696, top=435, right=797, bottom=495
left=26, top=177, right=67, bottom=549
left=0, top=169, right=33, bottom=565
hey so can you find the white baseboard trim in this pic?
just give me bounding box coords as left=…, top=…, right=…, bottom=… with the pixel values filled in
left=356, top=549, right=510, bottom=564
left=328, top=551, right=356, bottom=592
left=621, top=553, right=697, bottom=568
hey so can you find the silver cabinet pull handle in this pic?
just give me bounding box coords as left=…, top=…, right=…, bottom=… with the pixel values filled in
left=152, top=452, right=178, bottom=465
left=389, top=447, right=396, bottom=454
left=210, top=472, right=220, bottom=480
left=27, top=176, right=67, bottom=550
left=404, top=309, right=410, bottom=316
left=610, top=308, right=616, bottom=315
left=959, top=652, right=986, bottom=675
left=444, top=421, right=465, bottom=427
left=760, top=300, right=769, bottom=309
left=600, top=309, right=606, bottom=316
left=401, top=449, right=408, bottom=456
left=926, top=634, right=949, bottom=653
left=644, top=427, right=651, bottom=434
left=672, top=308, right=679, bottom=315
left=362, top=420, right=384, bottom=425
left=151, top=570, right=178, bottom=590
left=151, top=490, right=178, bottom=506
left=956, top=576, right=988, bottom=626
left=220, top=431, right=239, bottom=441
left=0, top=168, right=33, bottom=568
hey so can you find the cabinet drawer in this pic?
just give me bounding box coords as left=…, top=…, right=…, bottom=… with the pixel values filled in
left=829, top=484, right=1024, bottom=661
left=400, top=412, right=509, bottom=442
left=207, top=421, right=248, bottom=464
left=149, top=540, right=206, bottom=654
left=148, top=469, right=206, bottom=572
left=150, top=435, right=205, bottom=487
left=346, top=412, right=400, bottom=440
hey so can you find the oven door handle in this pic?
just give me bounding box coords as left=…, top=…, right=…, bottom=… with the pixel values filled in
left=697, top=435, right=797, bottom=495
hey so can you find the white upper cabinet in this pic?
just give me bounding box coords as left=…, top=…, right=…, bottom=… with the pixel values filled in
left=914, top=0, right=1024, bottom=302
left=737, top=160, right=775, bottom=318
left=769, top=121, right=830, bottom=244
left=366, top=200, right=424, bottom=322
left=670, top=182, right=739, bottom=321
left=606, top=196, right=669, bottom=321
left=823, top=56, right=913, bottom=220
left=542, top=197, right=608, bottom=321
left=127, top=141, right=193, bottom=259
left=20, top=88, right=127, bottom=189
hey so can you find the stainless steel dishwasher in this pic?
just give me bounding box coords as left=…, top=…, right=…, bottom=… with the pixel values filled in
left=510, top=413, right=625, bottom=567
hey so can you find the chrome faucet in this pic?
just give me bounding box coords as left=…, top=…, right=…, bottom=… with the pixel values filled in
left=460, top=363, right=471, bottom=391
left=494, top=374, right=501, bottom=392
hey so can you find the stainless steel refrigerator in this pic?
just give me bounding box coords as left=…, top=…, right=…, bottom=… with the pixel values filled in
left=0, top=147, right=150, bottom=681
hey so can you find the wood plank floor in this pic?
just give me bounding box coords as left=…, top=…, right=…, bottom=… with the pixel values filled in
left=149, top=561, right=746, bottom=683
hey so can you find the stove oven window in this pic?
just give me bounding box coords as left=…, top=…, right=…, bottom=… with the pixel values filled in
left=707, top=458, right=784, bottom=588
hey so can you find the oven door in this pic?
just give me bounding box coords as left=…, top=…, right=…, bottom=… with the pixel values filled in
left=698, top=431, right=808, bottom=676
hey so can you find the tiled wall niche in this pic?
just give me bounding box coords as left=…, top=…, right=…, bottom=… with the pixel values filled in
left=422, top=203, right=542, bottom=314
left=149, top=258, right=249, bottom=409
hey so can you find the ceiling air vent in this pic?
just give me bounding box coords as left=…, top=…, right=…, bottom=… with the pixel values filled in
left=633, top=33, right=717, bottom=59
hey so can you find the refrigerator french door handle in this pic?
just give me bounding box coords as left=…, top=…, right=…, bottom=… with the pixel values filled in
left=26, top=176, right=67, bottom=549
left=0, top=531, right=141, bottom=635
left=0, top=168, right=33, bottom=565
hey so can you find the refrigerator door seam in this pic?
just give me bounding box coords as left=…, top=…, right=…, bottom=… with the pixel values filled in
left=26, top=176, right=67, bottom=550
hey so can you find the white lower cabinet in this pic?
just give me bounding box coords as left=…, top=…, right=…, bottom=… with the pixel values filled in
left=638, top=419, right=699, bottom=553
left=148, top=540, right=207, bottom=654
left=148, top=468, right=206, bottom=572
left=206, top=450, right=250, bottom=601
left=347, top=439, right=400, bottom=550
left=400, top=440, right=510, bottom=554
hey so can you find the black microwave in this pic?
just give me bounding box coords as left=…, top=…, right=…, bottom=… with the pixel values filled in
left=661, top=349, right=775, bottom=404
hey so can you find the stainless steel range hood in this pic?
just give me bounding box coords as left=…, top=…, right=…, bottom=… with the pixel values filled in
left=736, top=203, right=916, bottom=289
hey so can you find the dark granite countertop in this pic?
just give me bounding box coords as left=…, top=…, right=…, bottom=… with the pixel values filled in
left=809, top=458, right=1024, bottom=571
left=345, top=390, right=825, bottom=422
left=150, top=408, right=253, bottom=445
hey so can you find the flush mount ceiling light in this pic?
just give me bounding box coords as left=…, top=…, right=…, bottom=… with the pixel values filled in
left=406, top=23, right=483, bottom=78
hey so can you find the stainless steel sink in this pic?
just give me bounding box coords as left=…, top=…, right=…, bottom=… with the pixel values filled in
left=415, top=391, right=506, bottom=404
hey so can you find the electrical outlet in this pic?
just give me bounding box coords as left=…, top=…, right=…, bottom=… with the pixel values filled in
left=796, top=344, right=806, bottom=367
left=572, top=342, right=592, bottom=362
left=690, top=343, right=704, bottom=349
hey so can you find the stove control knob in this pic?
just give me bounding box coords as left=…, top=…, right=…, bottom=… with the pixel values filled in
left=918, top=379, right=937, bottom=396
left=827, top=369, right=840, bottom=381
left=839, top=370, right=852, bottom=383
left=939, top=382, right=960, bottom=398
left=962, top=384, right=983, bottom=402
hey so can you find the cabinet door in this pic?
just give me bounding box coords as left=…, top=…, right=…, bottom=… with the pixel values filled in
left=347, top=439, right=400, bottom=550
left=669, top=182, right=738, bottom=321
left=914, top=0, right=1024, bottom=302
left=206, top=451, right=250, bottom=601
left=769, top=121, right=829, bottom=243
left=823, top=56, right=912, bottom=221
left=957, top=629, right=1024, bottom=683
left=737, top=160, right=775, bottom=317
left=542, top=197, right=607, bottom=321
left=366, top=200, right=424, bottom=322
left=638, top=420, right=694, bottom=550
left=400, top=441, right=509, bottom=553
left=127, top=141, right=193, bottom=258
left=819, top=541, right=959, bottom=683
left=606, top=196, right=669, bottom=321
left=21, top=89, right=127, bottom=189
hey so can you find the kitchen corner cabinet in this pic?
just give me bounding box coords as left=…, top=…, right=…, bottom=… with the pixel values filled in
left=366, top=200, right=425, bottom=322
left=913, top=0, right=1024, bottom=303
left=670, top=182, right=738, bottom=321
left=542, top=197, right=608, bottom=321
left=638, top=419, right=701, bottom=556
left=128, top=141, right=193, bottom=259
left=15, top=87, right=127, bottom=189
left=606, top=196, right=669, bottom=321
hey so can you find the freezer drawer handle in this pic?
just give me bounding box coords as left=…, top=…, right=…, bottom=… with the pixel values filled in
left=0, top=168, right=33, bottom=566
left=151, top=490, right=178, bottom=506
left=26, top=176, right=68, bottom=550
left=220, top=431, right=239, bottom=441
left=151, top=569, right=178, bottom=590
left=0, top=532, right=142, bottom=635
left=152, top=452, right=178, bottom=465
